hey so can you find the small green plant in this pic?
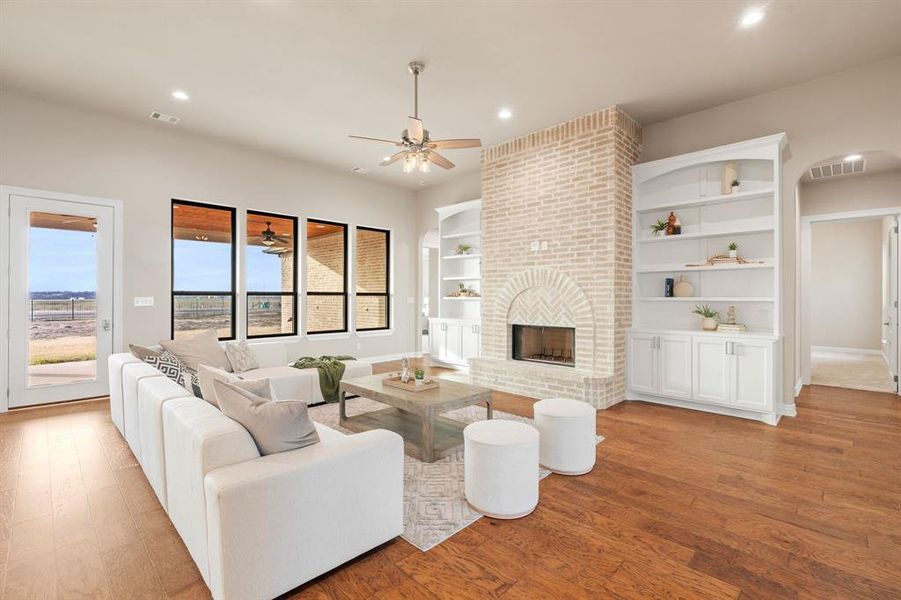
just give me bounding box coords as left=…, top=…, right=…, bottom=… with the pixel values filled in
left=458, top=282, right=466, bottom=291
left=692, top=304, right=719, bottom=319
left=455, top=243, right=472, bottom=255
left=649, top=219, right=668, bottom=236
left=731, top=179, right=740, bottom=188
left=414, top=368, right=425, bottom=380
left=728, top=242, right=738, bottom=251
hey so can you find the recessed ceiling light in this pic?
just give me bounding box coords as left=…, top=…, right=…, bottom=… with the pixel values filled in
left=171, top=90, right=190, bottom=101
left=843, top=154, right=863, bottom=162
left=498, top=108, right=512, bottom=120
left=740, top=9, right=764, bottom=27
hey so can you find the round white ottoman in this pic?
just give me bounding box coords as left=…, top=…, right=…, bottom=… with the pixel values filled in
left=463, top=420, right=539, bottom=519
left=533, top=398, right=596, bottom=475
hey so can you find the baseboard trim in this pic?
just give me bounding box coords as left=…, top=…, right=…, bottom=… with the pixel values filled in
left=811, top=345, right=883, bottom=356
left=781, top=402, right=797, bottom=417
left=625, top=391, right=779, bottom=426
left=794, top=378, right=803, bottom=397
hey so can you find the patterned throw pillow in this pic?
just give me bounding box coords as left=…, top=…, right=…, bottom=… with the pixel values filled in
left=224, top=341, right=260, bottom=373
left=143, top=351, right=201, bottom=397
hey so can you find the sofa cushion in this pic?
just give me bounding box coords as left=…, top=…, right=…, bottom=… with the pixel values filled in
left=197, top=365, right=239, bottom=406
left=108, top=352, right=142, bottom=435
left=160, top=329, right=232, bottom=373
left=214, top=379, right=320, bottom=456
left=224, top=340, right=259, bottom=373
left=129, top=343, right=162, bottom=361
left=249, top=342, right=288, bottom=368
left=242, top=366, right=315, bottom=402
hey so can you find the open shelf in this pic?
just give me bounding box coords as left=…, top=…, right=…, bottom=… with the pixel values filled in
left=636, top=259, right=774, bottom=273
left=637, top=187, right=775, bottom=213
left=638, top=224, right=773, bottom=244
left=442, top=230, right=481, bottom=239
left=638, top=297, right=775, bottom=303
left=442, top=253, right=482, bottom=260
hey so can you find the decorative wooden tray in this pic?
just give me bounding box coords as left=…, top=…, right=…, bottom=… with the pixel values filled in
left=383, top=375, right=439, bottom=392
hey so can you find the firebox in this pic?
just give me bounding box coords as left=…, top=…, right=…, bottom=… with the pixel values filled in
left=511, top=324, right=575, bottom=367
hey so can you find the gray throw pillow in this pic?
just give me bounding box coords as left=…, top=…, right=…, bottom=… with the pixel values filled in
left=160, top=329, right=232, bottom=373
left=142, top=350, right=199, bottom=396
left=224, top=340, right=260, bottom=373
left=198, top=365, right=274, bottom=407
left=213, top=379, right=319, bottom=456
left=129, top=344, right=162, bottom=361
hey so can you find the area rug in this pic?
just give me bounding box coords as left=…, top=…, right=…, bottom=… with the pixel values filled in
left=308, top=397, right=603, bottom=551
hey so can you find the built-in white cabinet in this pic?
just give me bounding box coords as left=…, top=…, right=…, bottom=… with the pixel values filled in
left=429, top=319, right=480, bottom=368
left=627, top=333, right=692, bottom=400
left=628, top=134, right=786, bottom=426
left=430, top=199, right=482, bottom=367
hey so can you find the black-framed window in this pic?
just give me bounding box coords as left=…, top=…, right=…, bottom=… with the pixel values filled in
left=355, top=227, right=390, bottom=331
left=305, top=219, right=347, bottom=334
left=246, top=210, right=298, bottom=338
left=171, top=200, right=236, bottom=340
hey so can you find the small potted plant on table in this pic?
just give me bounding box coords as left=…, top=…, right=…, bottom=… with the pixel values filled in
left=692, top=305, right=720, bottom=331
left=728, top=241, right=738, bottom=259
left=414, top=368, right=426, bottom=386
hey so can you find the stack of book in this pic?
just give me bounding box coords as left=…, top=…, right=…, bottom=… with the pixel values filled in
left=717, top=323, right=747, bottom=333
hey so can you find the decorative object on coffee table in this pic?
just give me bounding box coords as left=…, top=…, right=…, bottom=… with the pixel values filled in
left=692, top=304, right=720, bottom=331
left=339, top=374, right=493, bottom=463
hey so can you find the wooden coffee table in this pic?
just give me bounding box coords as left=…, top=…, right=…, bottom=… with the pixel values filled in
left=339, top=374, right=493, bottom=463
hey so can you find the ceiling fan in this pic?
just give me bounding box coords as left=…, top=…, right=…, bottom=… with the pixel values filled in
left=260, top=222, right=290, bottom=247
left=349, top=61, right=481, bottom=173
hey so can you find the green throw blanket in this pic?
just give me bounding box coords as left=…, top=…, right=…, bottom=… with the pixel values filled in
left=292, top=355, right=356, bottom=403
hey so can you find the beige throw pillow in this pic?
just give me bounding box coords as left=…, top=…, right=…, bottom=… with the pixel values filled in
left=213, top=379, right=319, bottom=456
left=198, top=365, right=273, bottom=407
left=224, top=340, right=260, bottom=373
left=160, top=329, right=232, bottom=373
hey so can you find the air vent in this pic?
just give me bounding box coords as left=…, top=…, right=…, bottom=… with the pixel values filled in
left=149, top=111, right=180, bottom=125
left=808, top=158, right=866, bottom=180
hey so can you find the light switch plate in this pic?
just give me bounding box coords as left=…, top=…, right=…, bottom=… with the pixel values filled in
left=530, top=241, right=539, bottom=251
left=540, top=241, right=548, bottom=251
left=134, top=297, right=154, bottom=307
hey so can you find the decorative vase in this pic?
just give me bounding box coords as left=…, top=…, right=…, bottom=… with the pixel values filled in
left=729, top=250, right=738, bottom=258
left=702, top=318, right=718, bottom=331
left=673, top=276, right=694, bottom=298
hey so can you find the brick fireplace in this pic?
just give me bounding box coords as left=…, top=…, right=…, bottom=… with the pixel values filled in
left=469, top=106, right=641, bottom=408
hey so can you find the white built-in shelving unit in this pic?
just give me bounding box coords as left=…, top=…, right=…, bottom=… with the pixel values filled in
left=628, top=134, right=787, bottom=425
left=429, top=199, right=482, bottom=367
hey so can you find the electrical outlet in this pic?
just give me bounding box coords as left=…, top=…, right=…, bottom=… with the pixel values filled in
left=134, top=297, right=154, bottom=307
left=540, top=241, right=548, bottom=251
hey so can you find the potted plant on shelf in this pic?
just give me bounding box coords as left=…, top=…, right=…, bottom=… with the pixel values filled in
left=455, top=243, right=473, bottom=255
left=692, top=304, right=720, bottom=331
left=731, top=179, right=741, bottom=193
left=728, top=241, right=738, bottom=258
left=650, top=219, right=668, bottom=237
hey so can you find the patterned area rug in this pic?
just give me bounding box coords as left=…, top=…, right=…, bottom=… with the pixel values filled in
left=308, top=397, right=603, bottom=551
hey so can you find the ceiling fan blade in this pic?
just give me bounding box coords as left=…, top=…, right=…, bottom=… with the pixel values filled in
left=407, top=117, right=424, bottom=144
left=426, top=151, right=455, bottom=170
left=274, top=236, right=291, bottom=244
left=427, top=139, right=482, bottom=150
left=381, top=150, right=407, bottom=166
left=349, top=135, right=402, bottom=146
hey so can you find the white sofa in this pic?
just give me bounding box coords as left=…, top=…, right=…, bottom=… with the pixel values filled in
left=107, top=342, right=403, bottom=600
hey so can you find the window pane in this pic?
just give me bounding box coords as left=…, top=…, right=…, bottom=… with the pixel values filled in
left=247, top=212, right=295, bottom=293
left=356, top=296, right=387, bottom=330
left=356, top=228, right=388, bottom=294
left=248, top=295, right=295, bottom=337
left=306, top=221, right=345, bottom=293
left=173, top=294, right=232, bottom=339
left=172, top=203, right=233, bottom=292
left=307, top=295, right=345, bottom=333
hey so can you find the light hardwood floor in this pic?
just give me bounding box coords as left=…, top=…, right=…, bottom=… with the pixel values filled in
left=0, top=361, right=899, bottom=599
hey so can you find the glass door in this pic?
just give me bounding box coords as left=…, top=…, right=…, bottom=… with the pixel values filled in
left=7, top=195, right=114, bottom=407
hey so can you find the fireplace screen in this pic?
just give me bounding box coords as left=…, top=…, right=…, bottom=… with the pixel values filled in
left=512, top=325, right=575, bottom=367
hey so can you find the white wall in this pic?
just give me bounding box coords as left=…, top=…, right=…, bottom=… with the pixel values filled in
left=810, top=219, right=883, bottom=350
left=800, top=168, right=901, bottom=216
left=0, top=90, right=419, bottom=359
left=640, top=56, right=901, bottom=407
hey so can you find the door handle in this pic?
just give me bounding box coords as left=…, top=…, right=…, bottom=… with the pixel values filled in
left=101, top=319, right=112, bottom=332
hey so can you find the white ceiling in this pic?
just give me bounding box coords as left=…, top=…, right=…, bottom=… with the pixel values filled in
left=2, top=1, right=900, bottom=190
